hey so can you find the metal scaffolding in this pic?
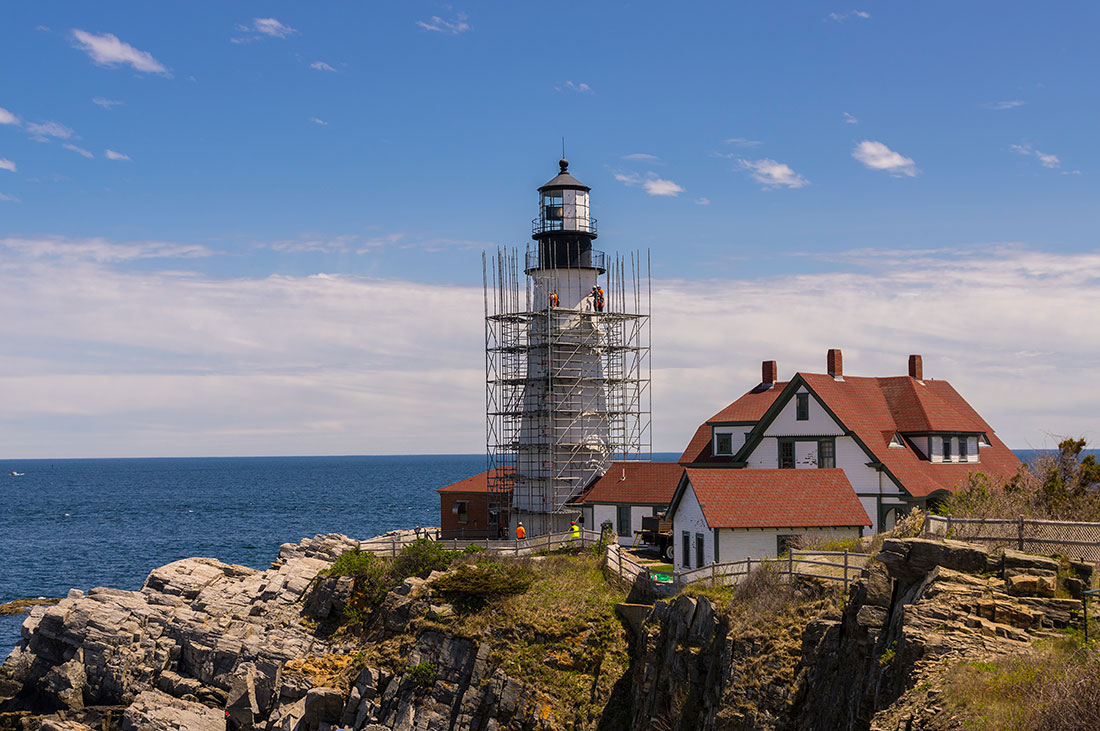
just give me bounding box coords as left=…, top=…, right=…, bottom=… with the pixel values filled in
left=483, top=245, right=652, bottom=537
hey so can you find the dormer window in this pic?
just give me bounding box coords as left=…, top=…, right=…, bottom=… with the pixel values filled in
left=959, top=437, right=968, bottom=462
left=796, top=393, right=809, bottom=421
left=943, top=437, right=952, bottom=461
left=715, top=432, right=733, bottom=456
left=888, top=432, right=905, bottom=449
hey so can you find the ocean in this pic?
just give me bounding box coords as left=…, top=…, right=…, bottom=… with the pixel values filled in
left=0, top=449, right=1088, bottom=657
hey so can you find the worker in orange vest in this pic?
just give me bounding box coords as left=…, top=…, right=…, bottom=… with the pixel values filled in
left=549, top=292, right=559, bottom=307
left=515, top=522, right=526, bottom=540
left=593, top=286, right=605, bottom=312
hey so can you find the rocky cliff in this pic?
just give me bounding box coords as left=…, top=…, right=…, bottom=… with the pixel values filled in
left=1, top=535, right=1095, bottom=731
left=626, top=537, right=1095, bottom=731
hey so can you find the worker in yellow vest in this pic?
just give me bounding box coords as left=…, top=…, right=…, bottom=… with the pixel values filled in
left=570, top=520, right=580, bottom=541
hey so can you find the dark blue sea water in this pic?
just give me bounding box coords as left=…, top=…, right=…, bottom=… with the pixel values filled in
left=0, top=453, right=681, bottom=657
left=0, top=455, right=487, bottom=658
left=0, top=449, right=1087, bottom=657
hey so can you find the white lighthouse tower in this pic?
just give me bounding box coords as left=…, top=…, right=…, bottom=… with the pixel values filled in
left=484, top=159, right=651, bottom=537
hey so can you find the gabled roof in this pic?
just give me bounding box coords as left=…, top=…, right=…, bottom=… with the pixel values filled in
left=678, top=382, right=787, bottom=463
left=794, top=373, right=1020, bottom=497
left=572, top=461, right=683, bottom=505
left=436, top=467, right=511, bottom=494
left=678, top=468, right=870, bottom=529
left=679, top=365, right=1021, bottom=498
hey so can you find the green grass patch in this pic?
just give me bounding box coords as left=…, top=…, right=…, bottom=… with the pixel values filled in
left=943, top=639, right=1100, bottom=730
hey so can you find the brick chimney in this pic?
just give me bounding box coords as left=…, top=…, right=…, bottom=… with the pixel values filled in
left=827, top=348, right=843, bottom=379
left=908, top=354, right=923, bottom=380
left=762, top=360, right=778, bottom=386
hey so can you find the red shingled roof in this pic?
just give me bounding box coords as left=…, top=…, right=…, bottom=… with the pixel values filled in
left=436, top=467, right=511, bottom=493
left=798, top=373, right=1019, bottom=497
left=678, top=368, right=1021, bottom=498
left=682, top=468, right=870, bottom=528
left=678, top=383, right=787, bottom=463
left=573, top=461, right=683, bottom=505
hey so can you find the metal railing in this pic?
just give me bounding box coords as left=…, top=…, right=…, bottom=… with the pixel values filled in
left=532, top=216, right=597, bottom=237
left=524, top=247, right=606, bottom=272
left=925, top=514, right=1100, bottom=562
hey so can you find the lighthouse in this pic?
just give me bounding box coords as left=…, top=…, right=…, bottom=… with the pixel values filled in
left=484, top=159, right=651, bottom=538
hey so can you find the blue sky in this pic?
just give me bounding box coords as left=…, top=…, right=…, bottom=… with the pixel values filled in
left=1, top=3, right=1098, bottom=457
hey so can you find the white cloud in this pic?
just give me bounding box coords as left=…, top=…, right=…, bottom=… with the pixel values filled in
left=852, top=140, right=919, bottom=177
left=309, top=117, right=328, bottom=126
left=71, top=29, right=168, bottom=74
left=644, top=177, right=684, bottom=196
left=26, top=121, right=74, bottom=141
left=92, top=97, right=124, bottom=109
left=0, top=193, right=20, bottom=203
left=616, top=171, right=685, bottom=196
left=63, top=144, right=94, bottom=158
left=724, top=137, right=762, bottom=147
left=0, top=158, right=15, bottom=172
left=105, top=149, right=131, bottom=161
left=0, top=107, right=18, bottom=125
left=695, top=197, right=711, bottom=206
left=737, top=158, right=810, bottom=189
left=250, top=18, right=296, bottom=38
left=843, top=112, right=858, bottom=124
left=310, top=61, right=336, bottom=72
left=0, top=242, right=1096, bottom=456
left=417, top=14, right=470, bottom=34
left=1036, top=152, right=1060, bottom=168
left=0, top=236, right=213, bottom=263
left=984, top=100, right=1026, bottom=110
left=556, top=80, right=593, bottom=94
left=1010, top=143, right=1062, bottom=169
left=621, top=153, right=658, bottom=161
left=828, top=10, right=870, bottom=21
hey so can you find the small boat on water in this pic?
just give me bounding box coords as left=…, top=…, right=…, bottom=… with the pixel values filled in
left=10, top=471, right=24, bottom=476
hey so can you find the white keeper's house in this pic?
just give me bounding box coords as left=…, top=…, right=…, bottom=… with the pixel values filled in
left=668, top=349, right=1021, bottom=567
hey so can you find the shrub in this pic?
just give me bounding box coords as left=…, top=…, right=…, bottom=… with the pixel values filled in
left=408, top=661, right=437, bottom=687
left=940, top=438, right=1100, bottom=522
left=430, top=560, right=536, bottom=610
left=322, top=547, right=384, bottom=579
left=391, top=539, right=460, bottom=581
left=462, top=543, right=486, bottom=555
left=320, top=548, right=393, bottom=614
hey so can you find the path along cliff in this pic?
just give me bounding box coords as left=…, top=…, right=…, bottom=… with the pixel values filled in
left=1, top=533, right=1096, bottom=730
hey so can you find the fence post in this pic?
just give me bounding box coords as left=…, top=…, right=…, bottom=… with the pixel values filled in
left=946, top=513, right=953, bottom=537
left=788, top=550, right=794, bottom=578
left=843, top=549, right=850, bottom=592
left=617, top=544, right=622, bottom=579
left=1017, top=515, right=1025, bottom=551
left=391, top=538, right=397, bottom=558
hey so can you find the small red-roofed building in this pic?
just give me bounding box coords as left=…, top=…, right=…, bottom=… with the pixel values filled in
left=669, top=468, right=871, bottom=567
left=569, top=461, right=684, bottom=544
left=436, top=468, right=511, bottom=539
left=676, top=350, right=1021, bottom=540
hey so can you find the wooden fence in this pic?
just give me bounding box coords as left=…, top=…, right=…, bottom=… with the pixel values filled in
left=924, top=515, right=1100, bottom=562
left=354, top=530, right=868, bottom=596
left=602, top=543, right=870, bottom=595
left=355, top=529, right=602, bottom=558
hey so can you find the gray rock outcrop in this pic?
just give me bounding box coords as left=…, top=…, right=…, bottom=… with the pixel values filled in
left=2, top=534, right=358, bottom=727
